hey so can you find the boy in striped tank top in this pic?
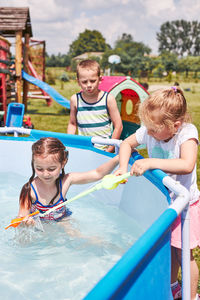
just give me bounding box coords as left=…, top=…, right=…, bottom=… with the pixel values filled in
left=67, top=60, right=123, bottom=152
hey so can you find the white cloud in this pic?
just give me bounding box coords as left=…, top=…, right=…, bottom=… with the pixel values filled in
left=0, top=0, right=200, bottom=55
left=141, top=0, right=175, bottom=17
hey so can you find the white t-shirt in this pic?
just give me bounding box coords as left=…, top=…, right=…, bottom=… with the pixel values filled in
left=135, top=123, right=200, bottom=204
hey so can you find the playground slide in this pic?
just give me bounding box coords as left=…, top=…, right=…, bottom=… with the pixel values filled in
left=27, top=61, right=52, bottom=106
left=22, top=70, right=70, bottom=109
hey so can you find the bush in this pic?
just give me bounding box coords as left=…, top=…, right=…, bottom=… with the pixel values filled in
left=46, top=70, right=56, bottom=85
left=59, top=72, right=69, bottom=82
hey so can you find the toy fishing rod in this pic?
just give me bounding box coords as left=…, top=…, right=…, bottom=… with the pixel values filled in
left=5, top=173, right=131, bottom=230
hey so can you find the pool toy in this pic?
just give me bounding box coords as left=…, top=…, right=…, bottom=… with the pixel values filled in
left=5, top=173, right=131, bottom=229
left=5, top=211, right=39, bottom=229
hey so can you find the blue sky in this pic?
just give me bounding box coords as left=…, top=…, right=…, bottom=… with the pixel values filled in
left=1, top=0, right=200, bottom=55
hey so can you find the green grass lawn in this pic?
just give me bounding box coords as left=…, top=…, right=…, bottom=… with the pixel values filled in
left=26, top=75, right=200, bottom=291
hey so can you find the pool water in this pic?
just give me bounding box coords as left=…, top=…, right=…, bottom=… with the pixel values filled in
left=0, top=172, right=144, bottom=300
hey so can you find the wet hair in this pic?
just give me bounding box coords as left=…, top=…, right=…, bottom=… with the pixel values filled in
left=76, top=59, right=100, bottom=79
left=138, top=86, right=191, bottom=132
left=20, top=137, right=68, bottom=209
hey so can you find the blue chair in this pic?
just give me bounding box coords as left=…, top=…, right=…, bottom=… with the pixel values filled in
left=6, top=103, right=25, bottom=127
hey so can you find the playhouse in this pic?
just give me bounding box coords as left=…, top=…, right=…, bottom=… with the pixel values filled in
left=99, top=76, right=149, bottom=139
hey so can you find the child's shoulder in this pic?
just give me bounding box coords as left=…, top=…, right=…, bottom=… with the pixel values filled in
left=178, top=123, right=199, bottom=142
left=181, top=122, right=198, bottom=133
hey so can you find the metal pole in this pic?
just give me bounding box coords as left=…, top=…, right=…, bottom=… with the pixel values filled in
left=181, top=203, right=190, bottom=300
left=162, top=177, right=190, bottom=300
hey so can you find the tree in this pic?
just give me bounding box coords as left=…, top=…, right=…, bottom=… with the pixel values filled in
left=102, top=33, right=152, bottom=75
left=114, top=33, right=151, bottom=56
left=46, top=53, right=71, bottom=67
left=177, top=56, right=200, bottom=78
left=159, top=52, right=178, bottom=73
left=157, top=20, right=200, bottom=56
left=68, top=29, right=110, bottom=57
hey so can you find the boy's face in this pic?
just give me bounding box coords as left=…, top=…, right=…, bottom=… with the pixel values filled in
left=77, top=68, right=101, bottom=96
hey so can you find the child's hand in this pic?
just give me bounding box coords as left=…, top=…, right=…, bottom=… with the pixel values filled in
left=105, top=145, right=115, bottom=153
left=114, top=168, right=127, bottom=176
left=22, top=216, right=35, bottom=226
left=131, top=158, right=151, bottom=176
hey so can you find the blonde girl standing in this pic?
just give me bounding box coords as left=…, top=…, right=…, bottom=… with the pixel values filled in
left=115, top=87, right=200, bottom=300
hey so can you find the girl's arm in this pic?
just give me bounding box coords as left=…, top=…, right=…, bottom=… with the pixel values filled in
left=18, top=188, right=35, bottom=225
left=130, top=138, right=198, bottom=176
left=115, top=133, right=140, bottom=175
left=65, top=155, right=119, bottom=186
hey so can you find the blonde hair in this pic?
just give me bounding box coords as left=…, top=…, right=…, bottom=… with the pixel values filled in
left=139, top=87, right=191, bottom=132
left=76, top=59, right=100, bottom=78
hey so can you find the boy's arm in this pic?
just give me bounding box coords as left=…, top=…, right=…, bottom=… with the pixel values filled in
left=67, top=94, right=77, bottom=134
left=106, top=94, right=123, bottom=152
left=67, top=155, right=119, bottom=185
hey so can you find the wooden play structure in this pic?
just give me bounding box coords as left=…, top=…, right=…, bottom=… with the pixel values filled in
left=99, top=76, right=149, bottom=139
left=0, top=36, right=12, bottom=124
left=0, top=7, right=51, bottom=124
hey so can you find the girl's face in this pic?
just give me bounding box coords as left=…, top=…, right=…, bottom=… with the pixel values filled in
left=147, top=125, right=173, bottom=142
left=78, top=68, right=101, bottom=96
left=144, top=109, right=181, bottom=142
left=33, top=154, right=64, bottom=184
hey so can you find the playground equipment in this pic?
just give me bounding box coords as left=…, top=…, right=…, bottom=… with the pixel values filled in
left=0, top=7, right=71, bottom=123
left=0, top=128, right=190, bottom=299
left=22, top=70, right=70, bottom=109
left=99, top=76, right=149, bottom=139
left=0, top=7, right=32, bottom=122
left=0, top=7, right=32, bottom=105
left=0, top=36, right=14, bottom=124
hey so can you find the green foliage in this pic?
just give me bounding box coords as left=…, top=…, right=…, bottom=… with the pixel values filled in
left=60, top=72, right=69, bottom=82
left=46, top=53, right=71, bottom=67
left=157, top=20, right=200, bottom=56
left=159, top=52, right=178, bottom=72
left=114, top=33, right=151, bottom=56
left=152, top=63, right=165, bottom=79
left=68, top=29, right=110, bottom=57
left=102, top=33, right=152, bottom=75
left=46, top=69, right=56, bottom=85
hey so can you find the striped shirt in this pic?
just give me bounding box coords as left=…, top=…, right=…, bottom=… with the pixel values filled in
left=76, top=92, right=112, bottom=143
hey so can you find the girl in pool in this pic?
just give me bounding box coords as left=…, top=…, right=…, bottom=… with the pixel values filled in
left=18, top=137, right=119, bottom=227
left=115, top=87, right=200, bottom=300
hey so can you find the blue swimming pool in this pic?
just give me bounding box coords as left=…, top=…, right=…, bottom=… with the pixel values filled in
left=0, top=129, right=190, bottom=299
